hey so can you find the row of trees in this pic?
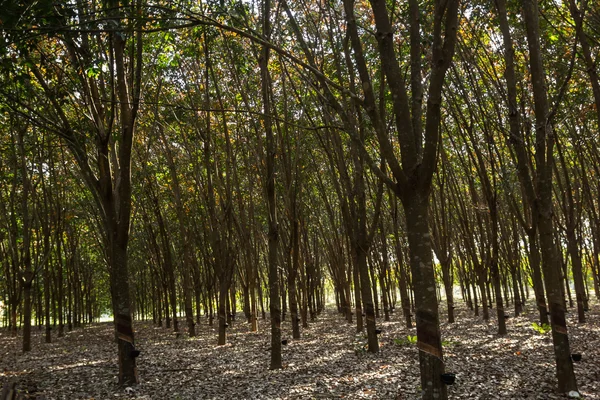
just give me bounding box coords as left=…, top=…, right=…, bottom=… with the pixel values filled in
left=1, top=0, right=599, bottom=398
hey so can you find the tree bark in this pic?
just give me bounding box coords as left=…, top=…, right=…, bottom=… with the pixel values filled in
left=404, top=194, right=446, bottom=400
left=260, top=0, right=281, bottom=370
left=521, top=0, right=579, bottom=392
left=494, top=0, right=550, bottom=326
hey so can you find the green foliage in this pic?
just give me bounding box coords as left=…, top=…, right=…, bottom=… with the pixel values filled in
left=85, top=64, right=101, bottom=78
left=532, top=322, right=552, bottom=335
left=394, top=335, right=417, bottom=346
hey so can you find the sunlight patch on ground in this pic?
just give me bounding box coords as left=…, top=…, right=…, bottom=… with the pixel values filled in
left=49, top=359, right=108, bottom=371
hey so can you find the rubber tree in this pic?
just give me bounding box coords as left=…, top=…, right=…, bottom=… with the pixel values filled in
left=497, top=0, right=579, bottom=392
left=445, top=62, right=507, bottom=333
left=430, top=152, right=455, bottom=324
left=282, top=0, right=384, bottom=350
left=2, top=0, right=144, bottom=384
left=283, top=0, right=460, bottom=394
left=342, top=0, right=460, bottom=397
left=259, top=0, right=282, bottom=370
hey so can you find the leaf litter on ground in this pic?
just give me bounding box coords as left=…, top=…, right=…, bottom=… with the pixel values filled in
left=1, top=300, right=598, bottom=399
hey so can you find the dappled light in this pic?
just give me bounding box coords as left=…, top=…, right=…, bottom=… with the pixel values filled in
left=1, top=0, right=600, bottom=398
left=1, top=303, right=599, bottom=398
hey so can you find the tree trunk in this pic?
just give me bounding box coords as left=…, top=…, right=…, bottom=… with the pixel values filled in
left=45, top=261, right=51, bottom=343
left=566, top=231, right=586, bottom=323
left=511, top=267, right=523, bottom=316
left=352, top=255, right=363, bottom=332
left=522, top=0, right=579, bottom=392
left=111, top=240, right=137, bottom=386
left=379, top=236, right=390, bottom=322
left=369, top=257, right=380, bottom=319
left=403, top=194, right=446, bottom=400
left=392, top=201, right=412, bottom=328
left=528, top=231, right=549, bottom=324
left=442, top=260, right=454, bottom=323
left=494, top=0, right=549, bottom=326
left=476, top=264, right=489, bottom=321
left=289, top=219, right=301, bottom=339
left=260, top=0, right=281, bottom=370
left=356, top=241, right=378, bottom=352
left=22, top=278, right=33, bottom=352
left=218, top=280, right=228, bottom=345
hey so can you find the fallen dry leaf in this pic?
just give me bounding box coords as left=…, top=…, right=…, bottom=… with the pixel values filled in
left=1, top=301, right=598, bottom=399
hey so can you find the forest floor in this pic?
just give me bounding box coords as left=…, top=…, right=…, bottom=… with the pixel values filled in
left=1, top=300, right=599, bottom=400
